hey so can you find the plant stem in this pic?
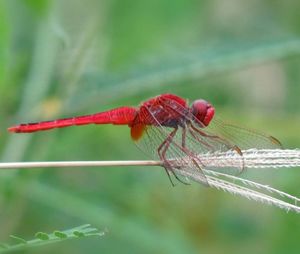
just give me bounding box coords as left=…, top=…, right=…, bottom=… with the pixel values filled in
left=0, top=149, right=299, bottom=170
left=0, top=160, right=162, bottom=169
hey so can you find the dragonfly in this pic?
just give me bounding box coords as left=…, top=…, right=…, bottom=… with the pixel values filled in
left=8, top=93, right=282, bottom=186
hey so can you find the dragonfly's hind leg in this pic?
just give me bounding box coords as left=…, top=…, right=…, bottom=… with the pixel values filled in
left=157, top=127, right=190, bottom=185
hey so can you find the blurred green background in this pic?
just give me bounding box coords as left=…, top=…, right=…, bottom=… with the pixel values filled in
left=1, top=0, right=300, bottom=253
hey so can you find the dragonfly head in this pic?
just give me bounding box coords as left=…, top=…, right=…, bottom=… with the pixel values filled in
left=191, top=99, right=215, bottom=127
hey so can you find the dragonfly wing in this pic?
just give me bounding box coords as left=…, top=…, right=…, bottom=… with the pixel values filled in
left=182, top=123, right=244, bottom=175
left=156, top=97, right=283, bottom=174
left=207, top=116, right=283, bottom=150
left=157, top=96, right=282, bottom=150
left=155, top=98, right=253, bottom=175
left=132, top=103, right=209, bottom=185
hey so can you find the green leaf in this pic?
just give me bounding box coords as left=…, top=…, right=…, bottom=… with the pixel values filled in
left=0, top=225, right=104, bottom=253
left=53, top=231, right=67, bottom=239
left=35, top=232, right=50, bottom=241
left=73, top=231, right=85, bottom=237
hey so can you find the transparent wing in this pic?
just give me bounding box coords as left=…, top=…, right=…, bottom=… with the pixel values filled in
left=133, top=96, right=283, bottom=184
left=207, top=116, right=282, bottom=150
left=133, top=96, right=253, bottom=184
left=181, top=123, right=244, bottom=175
left=154, top=97, right=282, bottom=175
left=158, top=96, right=282, bottom=150
left=133, top=103, right=208, bottom=185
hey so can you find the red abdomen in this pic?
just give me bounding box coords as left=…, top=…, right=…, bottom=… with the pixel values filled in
left=8, top=107, right=137, bottom=133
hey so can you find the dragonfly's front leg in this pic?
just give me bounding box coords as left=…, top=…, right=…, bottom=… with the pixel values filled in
left=190, top=123, right=243, bottom=156
left=190, top=123, right=245, bottom=173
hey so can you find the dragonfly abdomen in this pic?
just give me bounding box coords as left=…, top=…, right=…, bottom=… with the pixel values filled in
left=8, top=107, right=137, bottom=133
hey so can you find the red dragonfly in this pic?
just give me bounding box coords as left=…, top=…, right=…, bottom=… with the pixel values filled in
left=8, top=94, right=282, bottom=185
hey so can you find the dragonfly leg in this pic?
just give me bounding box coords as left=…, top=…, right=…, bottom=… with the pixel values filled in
left=157, top=128, right=177, bottom=186
left=188, top=127, right=214, bottom=151
left=179, top=125, right=206, bottom=168
left=190, top=123, right=245, bottom=173
left=191, top=123, right=243, bottom=154
left=159, top=124, right=207, bottom=185
left=178, top=128, right=208, bottom=185
left=158, top=127, right=190, bottom=185
left=164, top=126, right=208, bottom=185
left=182, top=125, right=186, bottom=148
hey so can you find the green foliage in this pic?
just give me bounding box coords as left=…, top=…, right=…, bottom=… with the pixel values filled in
left=1, top=0, right=300, bottom=253
left=72, top=38, right=300, bottom=112
left=0, top=225, right=103, bottom=253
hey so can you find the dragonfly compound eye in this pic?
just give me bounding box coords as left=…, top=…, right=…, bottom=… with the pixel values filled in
left=191, top=99, right=215, bottom=127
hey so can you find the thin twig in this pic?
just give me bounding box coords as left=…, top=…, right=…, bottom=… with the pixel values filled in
left=0, top=149, right=299, bottom=169
left=0, top=160, right=162, bottom=169
left=1, top=149, right=300, bottom=213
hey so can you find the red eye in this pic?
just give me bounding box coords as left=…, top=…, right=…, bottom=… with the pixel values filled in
left=191, top=99, right=215, bottom=126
